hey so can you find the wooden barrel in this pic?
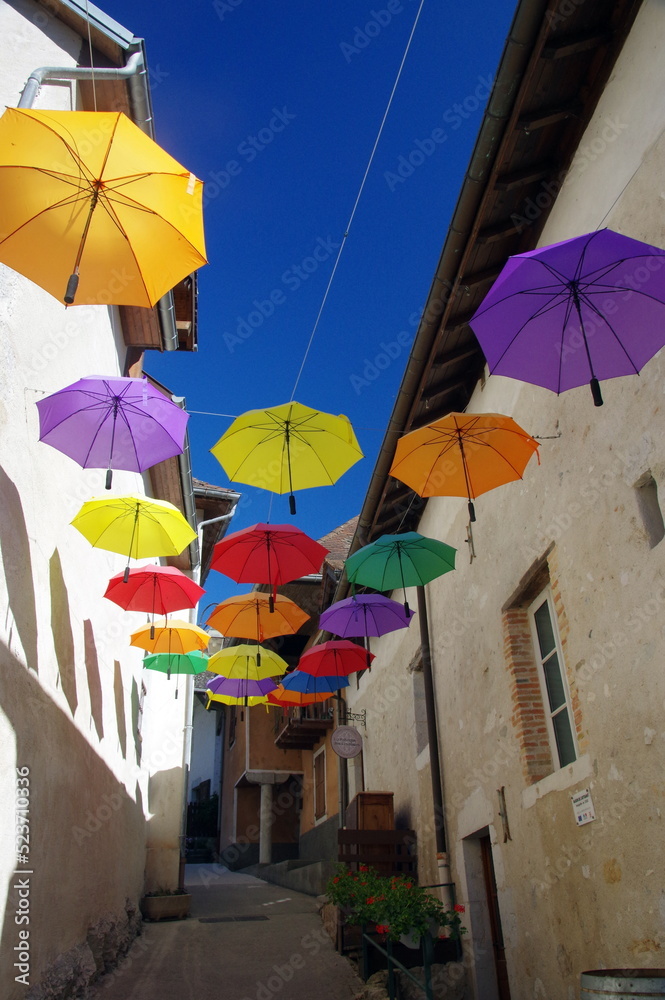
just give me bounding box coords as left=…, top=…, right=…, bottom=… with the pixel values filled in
left=581, top=970, right=665, bottom=998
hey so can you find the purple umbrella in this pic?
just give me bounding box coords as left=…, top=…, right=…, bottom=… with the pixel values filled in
left=36, top=375, right=189, bottom=488
left=319, top=594, right=414, bottom=666
left=207, top=675, right=277, bottom=704
left=469, top=228, right=665, bottom=406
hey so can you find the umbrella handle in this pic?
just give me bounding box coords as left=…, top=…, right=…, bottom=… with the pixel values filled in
left=468, top=500, right=476, bottom=522
left=64, top=272, right=79, bottom=305
left=123, top=565, right=130, bottom=584
left=590, top=378, right=603, bottom=407
left=289, top=494, right=297, bottom=515
left=105, top=468, right=113, bottom=490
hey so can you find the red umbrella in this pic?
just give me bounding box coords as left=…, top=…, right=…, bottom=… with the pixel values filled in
left=211, top=522, right=329, bottom=610
left=298, top=639, right=374, bottom=676
left=104, top=565, right=205, bottom=636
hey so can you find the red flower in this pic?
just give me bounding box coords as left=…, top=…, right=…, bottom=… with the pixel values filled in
left=366, top=896, right=375, bottom=905
left=333, top=877, right=340, bottom=884
left=359, top=865, right=369, bottom=872
left=454, top=903, right=465, bottom=913
left=376, top=924, right=389, bottom=934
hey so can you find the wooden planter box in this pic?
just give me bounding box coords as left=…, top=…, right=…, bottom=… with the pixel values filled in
left=139, top=894, right=191, bottom=921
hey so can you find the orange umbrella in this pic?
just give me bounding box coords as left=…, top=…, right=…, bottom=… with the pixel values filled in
left=206, top=593, right=309, bottom=641
left=267, top=685, right=333, bottom=706
left=390, top=412, right=540, bottom=521
left=130, top=618, right=209, bottom=655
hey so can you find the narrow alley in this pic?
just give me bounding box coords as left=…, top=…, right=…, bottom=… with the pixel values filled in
left=88, top=866, right=363, bottom=1000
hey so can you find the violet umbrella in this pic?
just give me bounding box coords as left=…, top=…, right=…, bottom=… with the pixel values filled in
left=319, top=595, right=414, bottom=667
left=36, top=375, right=189, bottom=488
left=207, top=675, right=277, bottom=707
left=469, top=228, right=665, bottom=406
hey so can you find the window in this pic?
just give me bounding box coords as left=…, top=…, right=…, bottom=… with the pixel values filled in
left=228, top=706, right=237, bottom=748
left=634, top=472, right=665, bottom=548
left=528, top=589, right=577, bottom=769
left=313, top=747, right=326, bottom=821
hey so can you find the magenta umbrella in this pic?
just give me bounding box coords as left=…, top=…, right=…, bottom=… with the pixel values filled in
left=36, top=375, right=189, bottom=488
left=469, top=228, right=665, bottom=406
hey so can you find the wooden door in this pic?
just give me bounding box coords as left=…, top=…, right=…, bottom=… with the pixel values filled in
left=480, top=835, right=511, bottom=1000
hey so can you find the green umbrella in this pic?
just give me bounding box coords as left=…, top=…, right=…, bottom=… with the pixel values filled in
left=345, top=531, right=456, bottom=614
left=143, top=650, right=209, bottom=681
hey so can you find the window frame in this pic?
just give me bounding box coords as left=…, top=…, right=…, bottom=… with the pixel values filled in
left=527, top=587, right=578, bottom=770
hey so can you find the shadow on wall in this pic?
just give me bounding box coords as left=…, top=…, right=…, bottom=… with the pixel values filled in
left=50, top=549, right=78, bottom=716
left=83, top=619, right=104, bottom=741
left=0, top=641, right=147, bottom=999
left=0, top=466, right=39, bottom=674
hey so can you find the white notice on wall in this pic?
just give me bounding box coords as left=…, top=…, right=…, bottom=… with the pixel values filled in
left=571, top=788, right=596, bottom=826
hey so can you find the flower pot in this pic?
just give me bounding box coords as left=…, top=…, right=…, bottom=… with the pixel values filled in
left=399, top=928, right=422, bottom=950
left=139, top=893, right=191, bottom=921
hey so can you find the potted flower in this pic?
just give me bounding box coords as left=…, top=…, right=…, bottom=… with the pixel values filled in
left=139, top=887, right=191, bottom=921
left=325, top=864, right=465, bottom=948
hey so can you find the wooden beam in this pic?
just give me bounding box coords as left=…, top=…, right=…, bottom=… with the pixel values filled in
left=458, top=266, right=502, bottom=288
left=542, top=29, right=611, bottom=59
left=495, top=162, right=555, bottom=191
left=476, top=219, right=523, bottom=245
left=517, top=102, right=582, bottom=132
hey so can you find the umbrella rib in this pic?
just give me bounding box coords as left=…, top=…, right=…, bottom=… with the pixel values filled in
left=479, top=292, right=573, bottom=370
left=579, top=290, right=641, bottom=373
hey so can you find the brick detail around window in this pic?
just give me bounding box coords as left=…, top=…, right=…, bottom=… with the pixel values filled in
left=503, top=608, right=554, bottom=784
left=503, top=552, right=586, bottom=784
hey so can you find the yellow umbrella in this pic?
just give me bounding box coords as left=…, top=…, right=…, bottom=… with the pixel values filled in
left=130, top=619, right=209, bottom=654
left=211, top=401, right=363, bottom=514
left=207, top=644, right=288, bottom=681
left=71, top=494, right=197, bottom=581
left=0, top=108, right=207, bottom=306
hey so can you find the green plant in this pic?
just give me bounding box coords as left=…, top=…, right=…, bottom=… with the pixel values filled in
left=325, top=864, right=466, bottom=942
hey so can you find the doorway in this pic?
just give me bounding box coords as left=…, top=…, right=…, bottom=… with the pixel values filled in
left=480, top=835, right=511, bottom=1000
left=462, top=830, right=511, bottom=1000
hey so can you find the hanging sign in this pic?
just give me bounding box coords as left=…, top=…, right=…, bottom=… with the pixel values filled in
left=331, top=726, right=363, bottom=759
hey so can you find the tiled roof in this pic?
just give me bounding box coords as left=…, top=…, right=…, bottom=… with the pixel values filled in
left=319, top=515, right=359, bottom=569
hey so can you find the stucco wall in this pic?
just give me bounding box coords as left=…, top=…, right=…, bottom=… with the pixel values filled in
left=0, top=3, right=190, bottom=995
left=347, top=3, right=665, bottom=998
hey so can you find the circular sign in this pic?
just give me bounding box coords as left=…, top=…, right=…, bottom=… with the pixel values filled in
left=331, top=726, right=363, bottom=759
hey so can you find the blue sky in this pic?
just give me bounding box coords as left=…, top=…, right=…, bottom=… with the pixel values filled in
left=102, top=0, right=517, bottom=610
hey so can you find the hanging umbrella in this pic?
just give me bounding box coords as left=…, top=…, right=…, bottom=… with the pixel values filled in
left=267, top=686, right=333, bottom=706
left=280, top=669, right=350, bottom=697
left=319, top=595, right=413, bottom=667
left=71, top=494, right=197, bottom=582
left=130, top=619, right=209, bottom=654
left=206, top=593, right=308, bottom=665
left=390, top=412, right=540, bottom=522
left=469, top=228, right=665, bottom=406
left=104, top=564, right=205, bottom=638
left=143, top=650, right=209, bottom=680
left=211, top=522, right=329, bottom=610
left=345, top=531, right=456, bottom=614
left=207, top=644, right=288, bottom=681
left=36, top=375, right=189, bottom=489
left=0, top=108, right=206, bottom=306
left=298, top=639, right=375, bottom=676
left=210, top=401, right=363, bottom=514
left=206, top=675, right=277, bottom=707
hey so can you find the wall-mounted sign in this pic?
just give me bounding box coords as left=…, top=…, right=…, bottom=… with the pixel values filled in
left=331, top=726, right=363, bottom=759
left=571, top=788, right=596, bottom=826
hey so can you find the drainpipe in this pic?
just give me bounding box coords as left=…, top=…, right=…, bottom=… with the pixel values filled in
left=17, top=46, right=180, bottom=351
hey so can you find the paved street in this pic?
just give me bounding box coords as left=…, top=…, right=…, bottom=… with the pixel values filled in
left=88, top=865, right=363, bottom=1000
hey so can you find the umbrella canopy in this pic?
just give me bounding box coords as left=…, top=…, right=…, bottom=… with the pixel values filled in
left=345, top=531, right=456, bottom=614
left=320, top=594, right=414, bottom=638
left=71, top=494, right=197, bottom=581
left=210, top=401, right=363, bottom=514
left=143, top=650, right=209, bottom=678
left=36, top=375, right=189, bottom=489
left=211, top=522, right=329, bottom=609
left=280, top=670, right=349, bottom=696
left=267, top=686, right=332, bottom=706
left=207, top=675, right=277, bottom=706
left=130, top=619, right=209, bottom=655
left=104, top=565, right=204, bottom=621
left=206, top=593, right=309, bottom=642
left=469, top=228, right=665, bottom=406
left=207, top=644, right=288, bottom=681
left=0, top=108, right=206, bottom=306
left=298, top=639, right=374, bottom=676
left=390, top=412, right=540, bottom=521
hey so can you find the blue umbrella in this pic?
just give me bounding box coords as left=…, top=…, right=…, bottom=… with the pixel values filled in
left=280, top=670, right=349, bottom=697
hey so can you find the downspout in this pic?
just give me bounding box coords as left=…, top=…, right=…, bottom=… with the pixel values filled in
left=17, top=45, right=179, bottom=351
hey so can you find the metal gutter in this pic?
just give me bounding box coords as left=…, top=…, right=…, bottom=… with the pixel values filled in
left=341, top=0, right=549, bottom=575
